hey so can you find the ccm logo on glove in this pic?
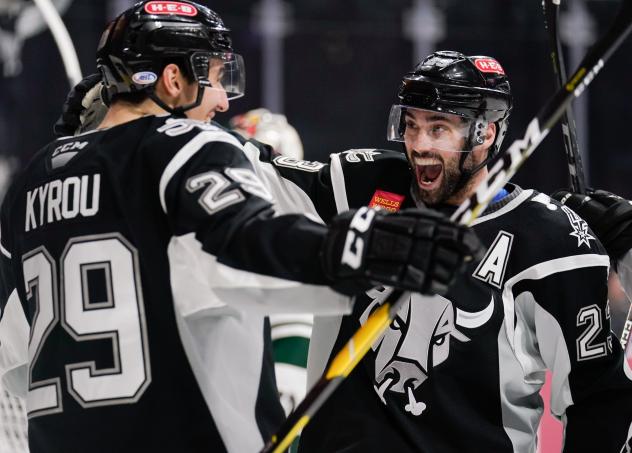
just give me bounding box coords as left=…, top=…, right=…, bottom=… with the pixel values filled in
left=341, top=207, right=376, bottom=269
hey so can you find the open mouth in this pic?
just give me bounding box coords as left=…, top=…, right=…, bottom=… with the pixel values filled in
left=414, top=158, right=443, bottom=190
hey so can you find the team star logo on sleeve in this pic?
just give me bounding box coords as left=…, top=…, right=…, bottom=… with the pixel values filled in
left=561, top=206, right=596, bottom=248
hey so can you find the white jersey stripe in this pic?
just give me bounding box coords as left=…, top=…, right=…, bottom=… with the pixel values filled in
left=625, top=421, right=632, bottom=451
left=471, top=189, right=534, bottom=226
left=0, top=241, right=10, bottom=259
left=241, top=142, right=324, bottom=223
left=167, top=232, right=350, bottom=452
left=502, top=254, right=610, bottom=353
left=329, top=153, right=349, bottom=213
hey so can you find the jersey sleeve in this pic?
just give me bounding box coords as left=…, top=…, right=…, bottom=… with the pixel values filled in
left=535, top=262, right=631, bottom=452
left=0, top=205, right=29, bottom=397
left=160, top=132, right=330, bottom=283
left=508, top=212, right=632, bottom=452
left=152, top=123, right=352, bottom=316
left=271, top=148, right=412, bottom=218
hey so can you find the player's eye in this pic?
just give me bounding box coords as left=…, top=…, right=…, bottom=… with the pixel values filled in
left=433, top=333, right=448, bottom=346
left=405, top=119, right=419, bottom=131
left=429, top=124, right=448, bottom=136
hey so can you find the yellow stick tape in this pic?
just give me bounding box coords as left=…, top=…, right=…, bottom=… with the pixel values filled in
left=272, top=415, right=310, bottom=453
left=326, top=303, right=391, bottom=379
left=565, top=67, right=586, bottom=91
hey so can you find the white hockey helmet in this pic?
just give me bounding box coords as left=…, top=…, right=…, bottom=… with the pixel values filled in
left=230, top=108, right=304, bottom=160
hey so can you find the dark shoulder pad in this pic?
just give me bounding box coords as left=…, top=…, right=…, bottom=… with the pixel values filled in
left=520, top=190, right=607, bottom=259
left=335, top=149, right=412, bottom=211
left=473, top=189, right=608, bottom=284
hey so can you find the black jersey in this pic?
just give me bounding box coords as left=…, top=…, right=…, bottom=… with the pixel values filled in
left=0, top=115, right=355, bottom=453
left=292, top=159, right=632, bottom=452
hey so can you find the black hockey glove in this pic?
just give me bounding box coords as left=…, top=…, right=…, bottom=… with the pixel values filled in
left=53, top=73, right=108, bottom=137
left=321, top=206, right=483, bottom=296
left=552, top=189, right=632, bottom=261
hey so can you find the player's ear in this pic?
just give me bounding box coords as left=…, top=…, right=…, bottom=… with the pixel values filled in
left=483, top=122, right=496, bottom=149
left=159, top=63, right=185, bottom=98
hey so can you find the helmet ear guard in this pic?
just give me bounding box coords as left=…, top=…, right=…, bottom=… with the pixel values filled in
left=473, top=119, right=489, bottom=146
left=461, top=118, right=495, bottom=179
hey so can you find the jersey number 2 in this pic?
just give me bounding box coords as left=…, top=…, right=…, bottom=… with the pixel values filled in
left=576, top=304, right=608, bottom=361
left=23, top=233, right=151, bottom=418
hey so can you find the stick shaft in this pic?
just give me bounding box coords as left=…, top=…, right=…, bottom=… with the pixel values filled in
left=32, top=0, right=82, bottom=86
left=542, top=0, right=587, bottom=193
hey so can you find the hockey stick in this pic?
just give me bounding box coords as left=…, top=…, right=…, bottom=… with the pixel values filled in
left=542, top=0, right=587, bottom=193
left=32, top=0, right=82, bottom=86
left=450, top=0, right=632, bottom=225
left=261, top=2, right=632, bottom=451
left=261, top=287, right=407, bottom=453
left=622, top=300, right=632, bottom=349
left=542, top=0, right=632, bottom=350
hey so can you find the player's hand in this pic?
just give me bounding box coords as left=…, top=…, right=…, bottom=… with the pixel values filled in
left=53, top=73, right=108, bottom=137
left=321, top=207, right=483, bottom=295
left=552, top=189, right=632, bottom=260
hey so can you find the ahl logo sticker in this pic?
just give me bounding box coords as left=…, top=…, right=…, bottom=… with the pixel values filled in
left=369, top=190, right=405, bottom=213
left=144, top=1, right=198, bottom=16
left=474, top=58, right=505, bottom=75
left=132, top=71, right=158, bottom=85
left=561, top=205, right=595, bottom=248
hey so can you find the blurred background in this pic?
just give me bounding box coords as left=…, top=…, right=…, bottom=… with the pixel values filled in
left=1, top=0, right=631, bottom=195
left=0, top=2, right=630, bottom=452
left=0, top=0, right=630, bottom=317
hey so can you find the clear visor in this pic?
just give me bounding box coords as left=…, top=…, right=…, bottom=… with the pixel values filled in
left=191, top=51, right=246, bottom=100
left=387, top=105, right=483, bottom=153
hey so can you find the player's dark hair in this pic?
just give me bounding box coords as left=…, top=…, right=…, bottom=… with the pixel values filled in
left=97, top=1, right=237, bottom=114
left=109, top=59, right=194, bottom=106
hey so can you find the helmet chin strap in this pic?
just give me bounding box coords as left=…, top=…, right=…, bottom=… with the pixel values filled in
left=147, top=82, right=207, bottom=117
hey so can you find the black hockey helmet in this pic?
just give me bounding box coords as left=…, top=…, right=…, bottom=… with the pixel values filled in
left=96, top=0, right=245, bottom=113
left=387, top=50, right=512, bottom=173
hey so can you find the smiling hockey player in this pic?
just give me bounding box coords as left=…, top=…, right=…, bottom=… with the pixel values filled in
left=39, top=43, right=632, bottom=452
left=298, top=51, right=632, bottom=453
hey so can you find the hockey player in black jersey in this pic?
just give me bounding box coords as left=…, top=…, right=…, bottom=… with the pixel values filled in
left=552, top=188, right=632, bottom=348
left=0, top=4, right=482, bottom=452
left=294, top=52, right=632, bottom=453
left=44, top=40, right=632, bottom=451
